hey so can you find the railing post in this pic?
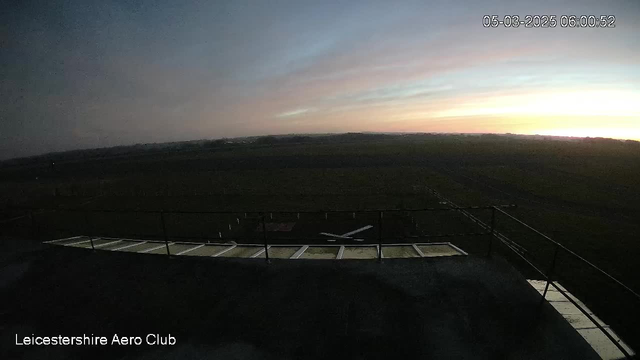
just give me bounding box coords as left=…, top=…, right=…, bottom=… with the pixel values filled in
left=161, top=211, right=170, bottom=256
left=84, top=211, right=95, bottom=250
left=261, top=213, right=270, bottom=263
left=541, top=243, right=560, bottom=303
left=487, top=207, right=496, bottom=256
left=377, top=211, right=383, bottom=262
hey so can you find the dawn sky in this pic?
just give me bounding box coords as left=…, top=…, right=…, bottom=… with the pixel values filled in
left=2, top=0, right=639, bottom=159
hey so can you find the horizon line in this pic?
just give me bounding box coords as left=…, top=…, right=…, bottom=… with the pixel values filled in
left=2, top=131, right=638, bottom=163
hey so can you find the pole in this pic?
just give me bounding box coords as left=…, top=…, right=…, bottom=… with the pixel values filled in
left=84, top=211, right=95, bottom=250
left=377, top=211, right=383, bottom=262
left=161, top=211, right=170, bottom=256
left=261, top=213, right=270, bottom=263
left=487, top=207, right=496, bottom=256
left=541, top=243, right=560, bottom=304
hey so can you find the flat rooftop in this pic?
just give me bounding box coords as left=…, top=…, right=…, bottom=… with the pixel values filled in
left=2, top=243, right=600, bottom=359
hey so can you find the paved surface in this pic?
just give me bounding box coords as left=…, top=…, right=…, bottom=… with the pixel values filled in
left=1, top=242, right=600, bottom=360
left=528, top=280, right=634, bottom=360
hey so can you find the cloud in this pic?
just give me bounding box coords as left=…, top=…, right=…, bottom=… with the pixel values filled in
left=276, top=108, right=316, bottom=118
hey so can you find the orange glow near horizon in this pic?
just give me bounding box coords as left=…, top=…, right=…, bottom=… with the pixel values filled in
left=527, top=128, right=640, bottom=141
left=399, top=89, right=640, bottom=141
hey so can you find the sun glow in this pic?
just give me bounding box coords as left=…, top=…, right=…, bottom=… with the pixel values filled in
left=426, top=89, right=640, bottom=140
left=433, top=90, right=640, bottom=119
left=530, top=127, right=640, bottom=141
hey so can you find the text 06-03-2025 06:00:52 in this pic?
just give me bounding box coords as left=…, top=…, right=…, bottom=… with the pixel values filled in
left=482, top=15, right=616, bottom=28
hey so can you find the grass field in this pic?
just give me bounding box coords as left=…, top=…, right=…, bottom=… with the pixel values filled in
left=1, top=133, right=639, bottom=350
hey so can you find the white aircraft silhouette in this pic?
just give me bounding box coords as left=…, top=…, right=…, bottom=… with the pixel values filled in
left=320, top=225, right=373, bottom=242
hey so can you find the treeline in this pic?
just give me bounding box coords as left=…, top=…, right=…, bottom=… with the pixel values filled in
left=253, top=133, right=395, bottom=145
left=2, top=132, right=638, bottom=169
left=0, top=133, right=398, bottom=168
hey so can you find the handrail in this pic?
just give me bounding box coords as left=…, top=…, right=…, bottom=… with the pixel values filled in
left=549, top=281, right=633, bottom=359
left=7, top=204, right=516, bottom=215
left=491, top=206, right=636, bottom=359
left=494, top=206, right=640, bottom=302
left=422, top=188, right=636, bottom=358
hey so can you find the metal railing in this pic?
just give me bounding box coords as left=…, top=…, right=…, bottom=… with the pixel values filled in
left=420, top=186, right=636, bottom=358
left=490, top=206, right=637, bottom=359
left=3, top=205, right=514, bottom=258
left=3, top=202, right=636, bottom=357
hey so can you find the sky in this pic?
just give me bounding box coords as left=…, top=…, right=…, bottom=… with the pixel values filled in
left=1, top=0, right=639, bottom=159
